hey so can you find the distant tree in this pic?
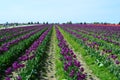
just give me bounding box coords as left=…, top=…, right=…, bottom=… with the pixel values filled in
left=104, top=22, right=107, bottom=25
left=43, top=22, right=45, bottom=24
left=46, top=22, right=48, bottom=24
left=37, top=21, right=39, bottom=24
left=4, top=22, right=9, bottom=27
left=94, top=22, right=99, bottom=24
left=6, top=22, right=9, bottom=25
left=10, top=23, right=14, bottom=26
left=69, top=21, right=72, bottom=24
left=118, top=22, right=120, bottom=25
left=31, top=22, right=33, bottom=24
left=84, top=22, right=86, bottom=24
left=101, top=22, right=104, bottom=24
left=28, top=22, right=31, bottom=24
left=15, top=23, right=18, bottom=26
left=67, top=21, right=72, bottom=24
left=80, top=22, right=83, bottom=24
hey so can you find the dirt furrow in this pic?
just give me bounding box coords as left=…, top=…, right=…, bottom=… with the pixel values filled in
left=43, top=28, right=56, bottom=80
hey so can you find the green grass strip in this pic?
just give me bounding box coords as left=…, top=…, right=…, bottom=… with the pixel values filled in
left=53, top=26, right=67, bottom=80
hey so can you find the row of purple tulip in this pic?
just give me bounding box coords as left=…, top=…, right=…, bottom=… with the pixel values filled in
left=61, top=24, right=120, bottom=41
left=61, top=25, right=120, bottom=65
left=0, top=26, right=45, bottom=54
left=0, top=25, right=38, bottom=38
left=59, top=24, right=120, bottom=79
left=0, top=25, right=48, bottom=79
left=70, top=25, right=120, bottom=46
left=63, top=26, right=120, bottom=63
left=0, top=26, right=39, bottom=43
left=56, top=27, right=86, bottom=80
left=4, top=26, right=52, bottom=80
left=62, top=24, right=120, bottom=46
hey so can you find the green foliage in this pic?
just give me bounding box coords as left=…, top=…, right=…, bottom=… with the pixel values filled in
left=54, top=26, right=67, bottom=80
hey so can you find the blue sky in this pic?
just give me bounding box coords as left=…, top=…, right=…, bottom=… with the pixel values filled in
left=0, top=0, right=120, bottom=23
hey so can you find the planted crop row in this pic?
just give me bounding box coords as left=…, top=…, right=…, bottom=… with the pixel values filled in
left=62, top=24, right=120, bottom=46
left=0, top=25, right=38, bottom=38
left=4, top=26, right=52, bottom=80
left=0, top=25, right=39, bottom=45
left=59, top=25, right=119, bottom=79
left=0, top=24, right=119, bottom=80
left=56, top=27, right=87, bottom=80
left=0, top=26, right=48, bottom=78
left=0, top=26, right=46, bottom=54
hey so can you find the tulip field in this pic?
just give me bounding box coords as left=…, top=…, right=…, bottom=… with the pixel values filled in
left=0, top=24, right=120, bottom=80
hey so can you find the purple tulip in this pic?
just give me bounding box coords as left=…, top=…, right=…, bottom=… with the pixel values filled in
left=111, top=54, right=117, bottom=60
left=5, top=67, right=12, bottom=75
left=19, top=64, right=25, bottom=68
left=73, top=54, right=76, bottom=58
left=64, top=64, right=68, bottom=71
left=115, top=60, right=120, bottom=64
left=69, top=69, right=75, bottom=77
left=67, top=61, right=72, bottom=66
left=5, top=77, right=11, bottom=80
left=12, top=61, right=19, bottom=70
left=16, top=75, right=22, bottom=80
left=81, top=74, right=86, bottom=79
left=80, top=67, right=84, bottom=72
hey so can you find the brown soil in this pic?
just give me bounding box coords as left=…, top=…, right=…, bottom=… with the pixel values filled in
left=42, top=29, right=56, bottom=80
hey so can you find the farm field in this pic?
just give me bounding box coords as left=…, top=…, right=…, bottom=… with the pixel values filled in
left=0, top=24, right=120, bottom=80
